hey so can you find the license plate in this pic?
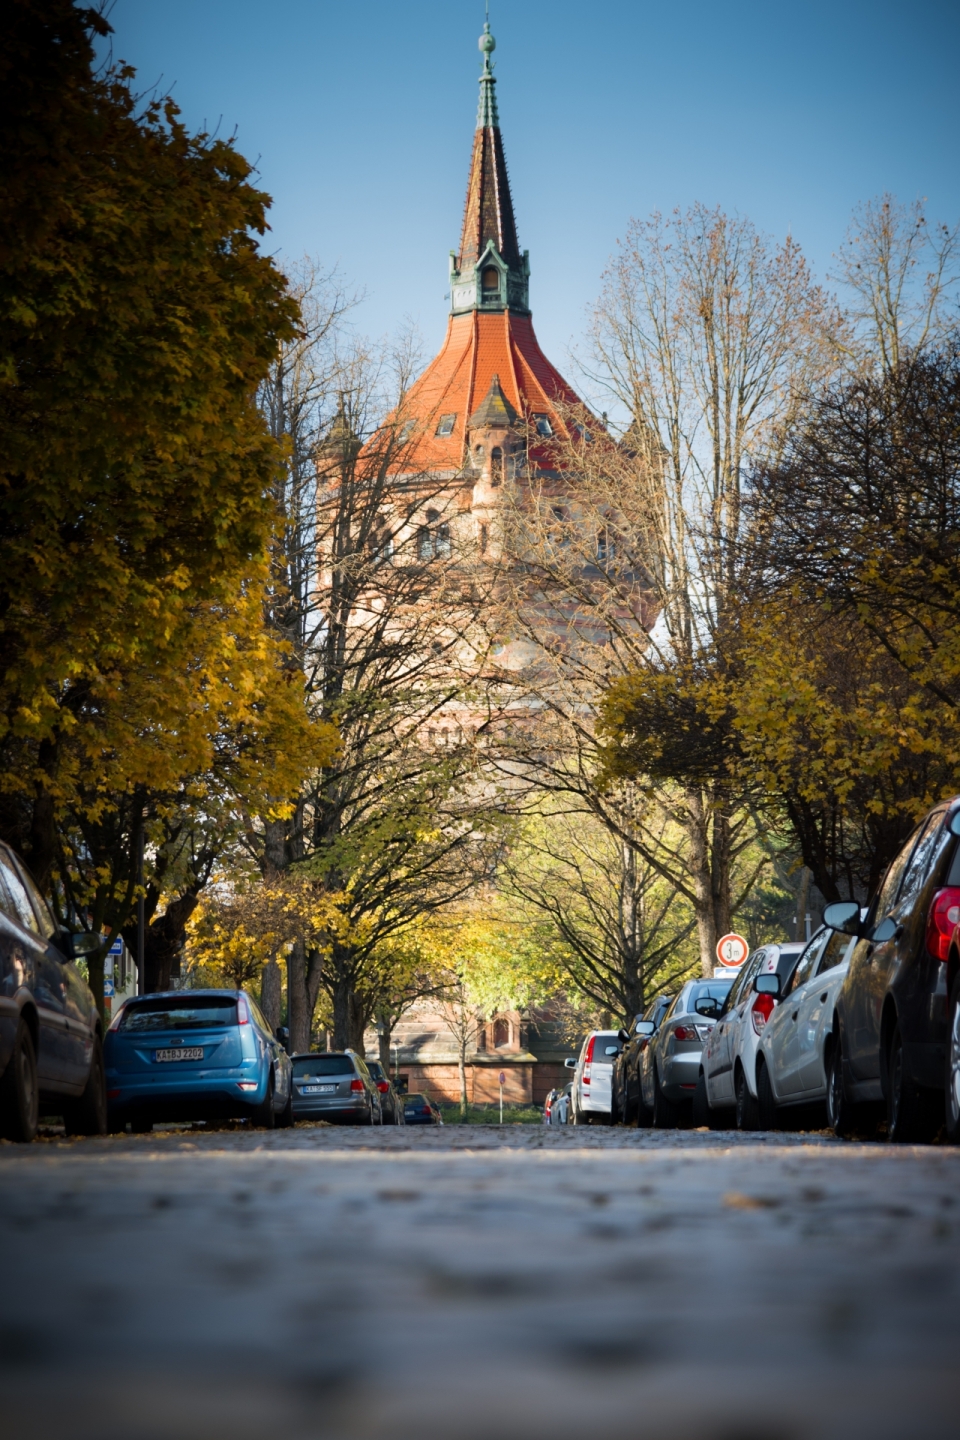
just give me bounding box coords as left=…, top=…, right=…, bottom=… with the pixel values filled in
left=301, top=1084, right=336, bottom=1094
left=155, top=1047, right=203, bottom=1063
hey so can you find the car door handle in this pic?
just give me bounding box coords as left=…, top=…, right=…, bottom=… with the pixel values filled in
left=791, top=1011, right=798, bottom=1022
left=820, top=993, right=828, bottom=1004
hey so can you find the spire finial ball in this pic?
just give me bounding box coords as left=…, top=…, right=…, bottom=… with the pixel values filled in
left=479, top=22, right=495, bottom=57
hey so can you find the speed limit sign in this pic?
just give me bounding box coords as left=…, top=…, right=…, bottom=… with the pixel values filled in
left=716, top=933, right=749, bottom=967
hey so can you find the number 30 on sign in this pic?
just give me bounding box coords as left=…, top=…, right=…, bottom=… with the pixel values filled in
left=716, top=933, right=749, bottom=967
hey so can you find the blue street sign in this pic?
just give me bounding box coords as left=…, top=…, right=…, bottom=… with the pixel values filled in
left=104, top=978, right=115, bottom=997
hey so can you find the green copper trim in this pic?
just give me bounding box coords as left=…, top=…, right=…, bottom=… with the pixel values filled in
left=477, top=22, right=499, bottom=129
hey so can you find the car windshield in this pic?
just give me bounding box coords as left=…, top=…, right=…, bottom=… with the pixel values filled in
left=405, top=1094, right=428, bottom=1106
left=292, top=1055, right=354, bottom=1077
left=119, top=997, right=237, bottom=1032
left=687, top=980, right=733, bottom=1011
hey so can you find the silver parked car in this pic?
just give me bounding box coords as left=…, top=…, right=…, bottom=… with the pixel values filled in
left=698, top=942, right=806, bottom=1130
left=290, top=1050, right=383, bottom=1125
left=638, top=978, right=735, bottom=1127
left=755, top=926, right=858, bottom=1126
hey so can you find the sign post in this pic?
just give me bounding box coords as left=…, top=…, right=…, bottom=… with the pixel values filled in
left=498, top=1070, right=506, bottom=1124
left=716, top=933, right=749, bottom=969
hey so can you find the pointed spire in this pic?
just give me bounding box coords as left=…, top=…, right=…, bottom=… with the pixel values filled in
left=450, top=19, right=529, bottom=315
left=477, top=20, right=499, bottom=128
left=469, top=374, right=518, bottom=430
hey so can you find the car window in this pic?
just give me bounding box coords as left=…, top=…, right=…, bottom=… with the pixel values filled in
left=689, top=980, right=733, bottom=1009
left=245, top=995, right=272, bottom=1034
left=773, top=948, right=804, bottom=990
left=784, top=933, right=826, bottom=996
left=874, top=823, right=927, bottom=919
left=895, top=812, right=948, bottom=916
left=816, top=929, right=854, bottom=976
left=592, top=1032, right=620, bottom=1059
left=10, top=855, right=58, bottom=940
left=721, top=952, right=763, bottom=1014
left=120, top=997, right=238, bottom=1031
left=366, top=1061, right=385, bottom=1080
left=0, top=852, right=41, bottom=935
left=292, top=1055, right=355, bottom=1076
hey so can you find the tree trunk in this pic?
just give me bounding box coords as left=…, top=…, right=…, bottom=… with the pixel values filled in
left=458, top=1035, right=468, bottom=1117
left=620, top=841, right=643, bottom=1018
left=378, top=1018, right=392, bottom=1073
left=260, top=959, right=283, bottom=1032
left=287, top=938, right=310, bottom=1054
left=687, top=790, right=718, bottom=977
left=143, top=892, right=200, bottom=993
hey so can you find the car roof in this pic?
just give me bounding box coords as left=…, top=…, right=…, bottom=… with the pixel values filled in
left=123, top=988, right=242, bottom=1001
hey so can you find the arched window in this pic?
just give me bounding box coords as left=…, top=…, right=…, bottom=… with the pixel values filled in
left=493, top=1017, right=509, bottom=1048
left=479, top=523, right=488, bottom=555
left=426, top=508, right=440, bottom=522
left=434, top=523, right=451, bottom=559
left=490, top=446, right=503, bottom=486
left=482, top=266, right=499, bottom=293
left=417, top=526, right=433, bottom=561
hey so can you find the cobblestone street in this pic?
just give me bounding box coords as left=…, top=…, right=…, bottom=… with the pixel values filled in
left=2, top=1124, right=959, bottom=1438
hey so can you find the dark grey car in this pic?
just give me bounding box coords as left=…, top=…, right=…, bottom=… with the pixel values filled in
left=365, top=1059, right=405, bottom=1124
left=0, top=841, right=105, bottom=1142
left=290, top=1051, right=383, bottom=1125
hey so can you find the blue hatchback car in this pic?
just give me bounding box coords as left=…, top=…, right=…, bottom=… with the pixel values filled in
left=104, top=989, right=293, bottom=1131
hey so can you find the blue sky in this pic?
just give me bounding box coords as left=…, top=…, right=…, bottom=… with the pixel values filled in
left=101, top=0, right=959, bottom=381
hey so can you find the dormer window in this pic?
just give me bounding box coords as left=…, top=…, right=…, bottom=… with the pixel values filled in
left=399, top=421, right=415, bottom=442
left=534, top=415, right=554, bottom=438
left=435, top=414, right=456, bottom=437
left=481, top=267, right=500, bottom=294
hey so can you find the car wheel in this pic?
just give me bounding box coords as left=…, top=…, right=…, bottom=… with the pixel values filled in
left=652, top=1065, right=681, bottom=1129
left=887, top=1021, right=934, bottom=1143
left=63, top=1036, right=108, bottom=1137
left=0, top=1018, right=39, bottom=1142
left=945, top=975, right=960, bottom=1144
left=252, top=1072, right=276, bottom=1129
left=276, top=1085, right=294, bottom=1129
left=635, top=1067, right=653, bottom=1128
left=735, top=1067, right=760, bottom=1131
left=756, top=1058, right=779, bottom=1131
left=825, top=1029, right=856, bottom=1138
left=692, top=1069, right=711, bottom=1127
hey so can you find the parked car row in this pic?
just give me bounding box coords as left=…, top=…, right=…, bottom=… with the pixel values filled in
left=552, top=794, right=960, bottom=1144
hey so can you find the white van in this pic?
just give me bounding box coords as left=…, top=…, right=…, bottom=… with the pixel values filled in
left=566, top=1030, right=621, bottom=1125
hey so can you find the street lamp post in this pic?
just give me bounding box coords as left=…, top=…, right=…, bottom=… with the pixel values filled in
left=136, top=815, right=145, bottom=995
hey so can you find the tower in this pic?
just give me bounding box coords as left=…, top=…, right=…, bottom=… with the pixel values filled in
left=389, top=20, right=588, bottom=501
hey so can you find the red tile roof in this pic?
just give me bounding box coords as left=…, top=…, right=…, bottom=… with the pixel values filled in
left=395, top=310, right=585, bottom=473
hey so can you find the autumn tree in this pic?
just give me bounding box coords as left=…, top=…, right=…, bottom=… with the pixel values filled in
left=0, top=2, right=335, bottom=1007
left=575, top=205, right=839, bottom=971
left=250, top=290, right=508, bottom=1052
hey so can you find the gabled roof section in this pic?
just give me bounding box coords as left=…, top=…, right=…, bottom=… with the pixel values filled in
left=468, top=373, right=518, bottom=430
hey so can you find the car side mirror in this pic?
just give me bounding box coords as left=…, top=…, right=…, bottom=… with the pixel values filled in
left=694, top=997, right=720, bottom=1018
left=634, top=1020, right=655, bottom=1037
left=949, top=811, right=960, bottom=837
left=754, top=973, right=781, bottom=996
left=869, top=916, right=897, bottom=943
left=604, top=1044, right=619, bottom=1056
left=823, top=901, right=862, bottom=936
left=275, top=1025, right=290, bottom=1049
left=67, top=931, right=102, bottom=958
left=617, top=1028, right=631, bottom=1043
left=564, top=1056, right=577, bottom=1068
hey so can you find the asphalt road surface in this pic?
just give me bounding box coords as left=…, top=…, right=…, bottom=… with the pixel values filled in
left=2, top=1123, right=959, bottom=1440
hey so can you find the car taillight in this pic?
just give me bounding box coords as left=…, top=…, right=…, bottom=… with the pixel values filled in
left=350, top=1078, right=364, bottom=1091
left=674, top=1025, right=697, bottom=1042
left=752, top=993, right=776, bottom=1034
left=376, top=1081, right=389, bottom=1093
left=236, top=994, right=251, bottom=1026
left=107, top=1005, right=126, bottom=1033
left=926, top=887, right=960, bottom=962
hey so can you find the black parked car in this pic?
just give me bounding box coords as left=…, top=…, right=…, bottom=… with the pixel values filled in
left=822, top=799, right=960, bottom=1142
left=613, top=994, right=673, bottom=1126
left=403, top=1092, right=443, bottom=1125
left=0, top=841, right=105, bottom=1141
left=365, top=1059, right=406, bottom=1124
left=290, top=1051, right=383, bottom=1125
